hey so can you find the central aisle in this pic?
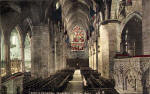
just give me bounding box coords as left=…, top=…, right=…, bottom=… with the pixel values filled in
left=64, top=69, right=83, bottom=93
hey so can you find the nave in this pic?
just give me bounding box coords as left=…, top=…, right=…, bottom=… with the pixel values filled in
left=1, top=67, right=119, bottom=94
left=16, top=67, right=118, bottom=94
left=0, top=0, right=149, bottom=94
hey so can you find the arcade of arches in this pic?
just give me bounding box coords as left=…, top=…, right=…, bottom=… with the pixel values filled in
left=0, top=0, right=149, bottom=94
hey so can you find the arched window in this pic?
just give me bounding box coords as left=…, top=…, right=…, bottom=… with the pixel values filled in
left=121, top=13, right=142, bottom=56
left=10, top=28, right=21, bottom=74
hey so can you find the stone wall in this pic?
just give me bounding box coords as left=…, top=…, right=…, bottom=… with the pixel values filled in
left=124, top=0, right=142, bottom=16
left=111, top=0, right=142, bottom=20
left=114, top=57, right=150, bottom=94
left=2, top=76, right=23, bottom=94
left=142, top=0, right=150, bottom=55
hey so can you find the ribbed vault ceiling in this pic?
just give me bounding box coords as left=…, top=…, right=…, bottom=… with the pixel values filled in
left=0, top=0, right=98, bottom=41
left=59, top=0, right=94, bottom=41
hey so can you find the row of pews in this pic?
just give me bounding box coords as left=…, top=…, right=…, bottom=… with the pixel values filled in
left=23, top=68, right=75, bottom=94
left=80, top=67, right=119, bottom=94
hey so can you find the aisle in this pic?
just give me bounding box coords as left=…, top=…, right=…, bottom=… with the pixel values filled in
left=64, top=70, right=83, bottom=93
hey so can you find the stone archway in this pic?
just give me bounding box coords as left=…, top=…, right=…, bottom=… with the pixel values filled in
left=120, top=12, right=142, bottom=56
left=10, top=28, right=22, bottom=74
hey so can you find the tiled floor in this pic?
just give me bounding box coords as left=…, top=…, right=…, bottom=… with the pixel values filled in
left=64, top=70, right=83, bottom=93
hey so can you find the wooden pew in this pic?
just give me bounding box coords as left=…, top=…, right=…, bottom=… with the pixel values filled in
left=80, top=67, right=119, bottom=94
left=23, top=68, right=75, bottom=93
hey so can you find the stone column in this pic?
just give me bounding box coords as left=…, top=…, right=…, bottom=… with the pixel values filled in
left=4, top=34, right=11, bottom=75
left=89, top=46, right=92, bottom=68
left=48, top=41, right=55, bottom=74
left=93, top=42, right=97, bottom=70
left=54, top=33, right=58, bottom=71
left=62, top=39, right=66, bottom=69
left=93, top=44, right=95, bottom=70
left=59, top=32, right=64, bottom=70
left=96, top=40, right=98, bottom=70
left=89, top=45, right=91, bottom=68
left=62, top=36, right=67, bottom=69
left=54, top=33, right=63, bottom=71
left=97, top=37, right=102, bottom=73
left=20, top=44, right=25, bottom=72
left=98, top=22, right=118, bottom=79
left=31, top=25, right=50, bottom=78
left=91, top=45, right=94, bottom=69
left=48, top=21, right=55, bottom=74
left=48, top=37, right=55, bottom=75
left=0, top=32, right=1, bottom=93
left=92, top=45, right=95, bottom=69
left=90, top=46, right=92, bottom=68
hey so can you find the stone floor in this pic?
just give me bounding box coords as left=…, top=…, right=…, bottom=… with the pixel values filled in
left=64, top=70, right=83, bottom=93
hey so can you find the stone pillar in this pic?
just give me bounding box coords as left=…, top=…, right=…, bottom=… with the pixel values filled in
left=54, top=34, right=58, bottom=71
left=4, top=34, right=11, bottom=75
left=48, top=42, right=55, bottom=74
left=93, top=42, right=97, bottom=70
left=98, top=23, right=118, bottom=79
left=89, top=45, right=92, bottom=68
left=143, top=0, right=150, bottom=55
left=0, top=32, right=1, bottom=93
left=89, top=45, right=91, bottom=68
left=62, top=36, right=67, bottom=69
left=54, top=32, right=63, bottom=71
left=20, top=44, right=25, bottom=72
left=116, top=24, right=121, bottom=52
left=96, top=41, right=98, bottom=70
left=48, top=21, right=55, bottom=74
left=90, top=46, right=93, bottom=68
left=48, top=37, right=55, bottom=75
left=62, top=39, right=66, bottom=69
left=31, top=25, right=50, bottom=78
left=91, top=45, right=94, bottom=69
left=90, top=46, right=92, bottom=69
left=92, top=45, right=95, bottom=69
left=59, top=32, right=64, bottom=70
left=93, top=44, right=95, bottom=70
left=98, top=37, right=102, bottom=73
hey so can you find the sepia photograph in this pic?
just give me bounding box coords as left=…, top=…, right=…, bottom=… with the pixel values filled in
left=0, top=0, right=149, bottom=94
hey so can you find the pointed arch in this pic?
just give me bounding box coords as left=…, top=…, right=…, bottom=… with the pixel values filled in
left=120, top=11, right=142, bottom=56
left=10, top=28, right=22, bottom=74
left=24, top=33, right=31, bottom=72
left=120, top=11, right=142, bottom=34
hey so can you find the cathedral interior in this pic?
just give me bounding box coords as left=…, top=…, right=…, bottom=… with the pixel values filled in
left=0, top=0, right=149, bottom=94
